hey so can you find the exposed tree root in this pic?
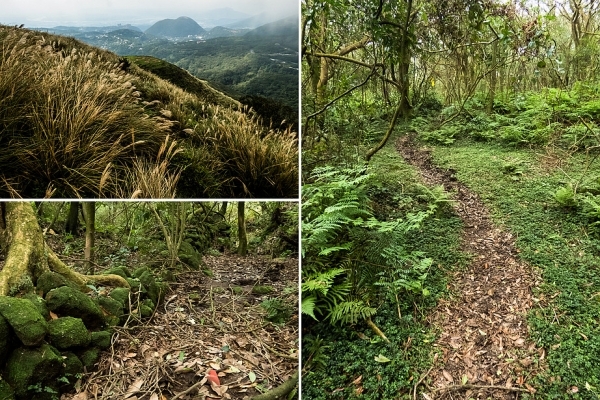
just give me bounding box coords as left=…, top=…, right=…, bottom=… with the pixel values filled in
left=366, top=317, right=390, bottom=343
left=250, top=371, right=298, bottom=400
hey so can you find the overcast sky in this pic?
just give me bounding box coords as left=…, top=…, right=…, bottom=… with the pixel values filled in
left=1, top=0, right=298, bottom=28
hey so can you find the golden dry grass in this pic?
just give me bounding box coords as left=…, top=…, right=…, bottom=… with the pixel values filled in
left=0, top=26, right=298, bottom=198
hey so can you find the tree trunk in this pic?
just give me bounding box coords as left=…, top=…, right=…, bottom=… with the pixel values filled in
left=237, top=202, right=247, bottom=256
left=0, top=202, right=128, bottom=296
left=82, top=202, right=96, bottom=274
left=65, top=201, right=80, bottom=235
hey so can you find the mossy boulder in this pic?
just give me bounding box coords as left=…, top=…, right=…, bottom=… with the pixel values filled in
left=78, top=347, right=101, bottom=369
left=137, top=271, right=159, bottom=305
left=5, top=344, right=63, bottom=398
left=97, top=296, right=124, bottom=318
left=22, top=293, right=50, bottom=321
left=47, top=317, right=91, bottom=349
left=0, top=380, right=14, bottom=400
left=108, top=287, right=130, bottom=306
left=90, top=330, right=112, bottom=349
left=140, top=299, right=155, bottom=318
left=35, top=271, right=72, bottom=297
left=178, top=240, right=202, bottom=270
left=45, top=287, right=104, bottom=329
left=0, top=314, right=14, bottom=364
left=103, top=266, right=131, bottom=280
left=58, top=352, right=83, bottom=391
left=0, top=297, right=48, bottom=346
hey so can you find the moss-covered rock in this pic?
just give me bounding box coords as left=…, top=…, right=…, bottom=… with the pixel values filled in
left=45, top=287, right=104, bottom=329
left=97, top=296, right=124, bottom=318
left=178, top=241, right=202, bottom=270
left=108, top=287, right=130, bottom=306
left=47, top=317, right=91, bottom=350
left=35, top=271, right=71, bottom=297
left=78, top=347, right=101, bottom=368
left=103, top=266, right=131, bottom=280
left=5, top=344, right=63, bottom=398
left=132, top=266, right=150, bottom=278
left=0, top=314, right=13, bottom=365
left=0, top=379, right=15, bottom=400
left=58, top=352, right=83, bottom=392
left=90, top=330, right=112, bottom=349
left=137, top=271, right=159, bottom=305
left=126, top=278, right=144, bottom=293
left=0, top=297, right=48, bottom=346
left=22, top=293, right=50, bottom=321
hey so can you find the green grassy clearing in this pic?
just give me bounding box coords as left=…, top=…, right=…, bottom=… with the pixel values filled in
left=430, top=140, right=600, bottom=398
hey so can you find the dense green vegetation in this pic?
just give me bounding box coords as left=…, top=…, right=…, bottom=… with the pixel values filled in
left=302, top=0, right=600, bottom=398
left=0, top=25, right=297, bottom=198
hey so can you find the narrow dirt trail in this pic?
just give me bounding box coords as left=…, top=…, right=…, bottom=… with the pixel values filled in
left=396, top=136, right=543, bottom=399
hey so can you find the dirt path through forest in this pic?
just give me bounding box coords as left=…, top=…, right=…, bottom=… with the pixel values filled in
left=396, top=136, right=543, bottom=399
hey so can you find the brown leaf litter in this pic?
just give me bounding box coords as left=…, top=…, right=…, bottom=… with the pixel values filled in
left=396, top=135, right=544, bottom=399
left=61, top=254, right=298, bottom=400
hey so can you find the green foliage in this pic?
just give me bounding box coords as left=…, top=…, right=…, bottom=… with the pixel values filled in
left=302, top=165, right=438, bottom=326
left=554, top=185, right=577, bottom=207
left=260, top=298, right=293, bottom=324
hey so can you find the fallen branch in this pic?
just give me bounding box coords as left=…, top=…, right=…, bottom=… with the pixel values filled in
left=171, top=377, right=207, bottom=400
left=413, top=365, right=434, bottom=400
left=250, top=371, right=298, bottom=400
left=366, top=317, right=390, bottom=343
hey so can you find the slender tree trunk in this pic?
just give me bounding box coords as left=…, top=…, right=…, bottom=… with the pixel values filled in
left=82, top=202, right=96, bottom=274
left=65, top=201, right=80, bottom=235
left=237, top=202, right=247, bottom=256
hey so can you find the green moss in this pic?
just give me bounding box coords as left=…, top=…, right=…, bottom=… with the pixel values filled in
left=58, top=352, right=83, bottom=391
left=137, top=271, right=159, bottom=305
left=90, top=331, right=112, bottom=349
left=0, top=380, right=14, bottom=400
left=97, top=296, right=124, bottom=318
left=35, top=271, right=72, bottom=297
left=78, top=347, right=100, bottom=369
left=251, top=285, right=274, bottom=295
left=0, top=297, right=48, bottom=346
left=47, top=317, right=91, bottom=350
left=103, top=266, right=131, bottom=279
left=5, top=344, right=63, bottom=398
left=22, top=293, right=50, bottom=321
left=108, top=287, right=130, bottom=307
left=45, top=286, right=104, bottom=329
left=232, top=286, right=243, bottom=295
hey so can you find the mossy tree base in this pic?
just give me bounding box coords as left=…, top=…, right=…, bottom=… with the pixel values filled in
left=0, top=202, right=129, bottom=296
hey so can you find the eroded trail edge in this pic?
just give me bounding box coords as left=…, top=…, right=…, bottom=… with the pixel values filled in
left=395, top=136, right=543, bottom=399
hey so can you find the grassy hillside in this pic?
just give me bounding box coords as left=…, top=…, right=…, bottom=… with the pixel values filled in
left=0, top=25, right=298, bottom=199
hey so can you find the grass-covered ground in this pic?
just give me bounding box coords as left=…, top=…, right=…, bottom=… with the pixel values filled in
left=429, top=140, right=600, bottom=398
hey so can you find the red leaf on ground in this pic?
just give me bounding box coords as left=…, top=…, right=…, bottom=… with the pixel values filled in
left=207, top=369, right=220, bottom=385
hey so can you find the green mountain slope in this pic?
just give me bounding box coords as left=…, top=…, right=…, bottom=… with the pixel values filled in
left=51, top=17, right=299, bottom=108
left=0, top=25, right=297, bottom=199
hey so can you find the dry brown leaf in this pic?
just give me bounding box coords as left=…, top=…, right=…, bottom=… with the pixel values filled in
left=149, top=394, right=159, bottom=400
left=352, top=375, right=362, bottom=385
left=525, top=383, right=536, bottom=393
left=124, top=378, right=144, bottom=399
left=49, top=311, right=59, bottom=320
left=442, top=370, right=454, bottom=382
left=72, top=393, right=88, bottom=400
left=211, top=382, right=229, bottom=396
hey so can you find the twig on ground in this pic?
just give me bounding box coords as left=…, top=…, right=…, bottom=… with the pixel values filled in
left=431, top=384, right=529, bottom=394
left=413, top=364, right=435, bottom=400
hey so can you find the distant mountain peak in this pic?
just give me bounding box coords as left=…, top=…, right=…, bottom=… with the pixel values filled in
left=145, top=16, right=206, bottom=38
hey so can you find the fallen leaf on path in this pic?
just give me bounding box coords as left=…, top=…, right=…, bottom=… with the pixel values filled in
left=207, top=369, right=221, bottom=385
left=248, top=371, right=256, bottom=382
left=374, top=354, right=391, bottom=363
left=124, top=378, right=144, bottom=398
left=442, top=370, right=454, bottom=382
left=72, top=393, right=88, bottom=400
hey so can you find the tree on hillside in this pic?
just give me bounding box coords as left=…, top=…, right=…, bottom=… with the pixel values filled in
left=238, top=202, right=248, bottom=256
